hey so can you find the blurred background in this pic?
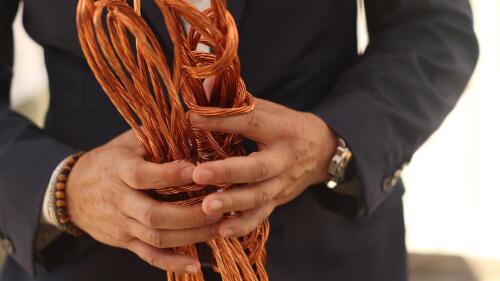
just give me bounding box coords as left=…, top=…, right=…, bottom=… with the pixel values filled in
left=1, top=1, right=499, bottom=280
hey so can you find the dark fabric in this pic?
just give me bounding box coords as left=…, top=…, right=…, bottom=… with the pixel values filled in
left=0, top=0, right=478, bottom=280
left=0, top=0, right=78, bottom=276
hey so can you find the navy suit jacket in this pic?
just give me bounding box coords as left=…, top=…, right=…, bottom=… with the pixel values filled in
left=0, top=0, right=478, bottom=280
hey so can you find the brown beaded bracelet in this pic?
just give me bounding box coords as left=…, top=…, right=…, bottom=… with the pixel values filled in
left=52, top=151, right=85, bottom=236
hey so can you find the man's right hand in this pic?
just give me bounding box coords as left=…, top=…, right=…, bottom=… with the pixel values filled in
left=66, top=129, right=221, bottom=274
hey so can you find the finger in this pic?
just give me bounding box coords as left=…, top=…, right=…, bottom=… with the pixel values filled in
left=128, top=218, right=220, bottom=248
left=122, top=190, right=222, bottom=229
left=189, top=107, right=279, bottom=143
left=127, top=239, right=200, bottom=273
left=192, top=150, right=287, bottom=185
left=201, top=176, right=283, bottom=215
left=218, top=202, right=275, bottom=238
left=118, top=158, right=195, bottom=189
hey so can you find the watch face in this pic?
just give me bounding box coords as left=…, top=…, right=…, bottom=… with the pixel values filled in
left=328, top=159, right=340, bottom=177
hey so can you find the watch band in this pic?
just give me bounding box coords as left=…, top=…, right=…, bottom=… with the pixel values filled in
left=326, top=137, right=352, bottom=189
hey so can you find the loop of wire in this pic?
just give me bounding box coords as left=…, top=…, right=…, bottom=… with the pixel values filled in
left=76, top=0, right=269, bottom=280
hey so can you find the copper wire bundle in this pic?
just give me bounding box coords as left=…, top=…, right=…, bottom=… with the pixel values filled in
left=76, top=0, right=269, bottom=280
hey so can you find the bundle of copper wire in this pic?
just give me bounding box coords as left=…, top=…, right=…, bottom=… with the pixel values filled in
left=76, top=0, right=269, bottom=280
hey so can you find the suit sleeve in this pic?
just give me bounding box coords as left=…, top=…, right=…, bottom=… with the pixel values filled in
left=0, top=0, right=76, bottom=276
left=312, top=0, right=479, bottom=215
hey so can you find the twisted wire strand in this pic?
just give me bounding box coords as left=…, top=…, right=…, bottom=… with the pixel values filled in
left=76, top=0, right=269, bottom=280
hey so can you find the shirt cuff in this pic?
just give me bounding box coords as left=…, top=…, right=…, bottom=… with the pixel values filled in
left=41, top=156, right=72, bottom=227
left=36, top=155, right=75, bottom=250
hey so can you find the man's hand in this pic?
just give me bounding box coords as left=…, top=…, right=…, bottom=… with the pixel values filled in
left=66, top=130, right=222, bottom=274
left=189, top=98, right=338, bottom=238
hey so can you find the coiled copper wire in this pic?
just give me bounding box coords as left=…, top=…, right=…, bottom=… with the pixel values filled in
left=76, top=0, right=269, bottom=280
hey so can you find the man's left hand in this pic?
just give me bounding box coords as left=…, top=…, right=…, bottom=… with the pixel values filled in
left=189, top=98, right=338, bottom=238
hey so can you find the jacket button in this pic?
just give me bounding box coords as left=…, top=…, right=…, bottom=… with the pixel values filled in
left=1, top=238, right=15, bottom=255
left=383, top=176, right=398, bottom=193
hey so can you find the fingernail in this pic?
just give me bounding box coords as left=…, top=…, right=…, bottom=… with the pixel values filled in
left=195, top=168, right=214, bottom=183
left=222, top=228, right=233, bottom=238
left=185, top=264, right=198, bottom=273
left=181, top=166, right=195, bottom=180
left=208, top=200, right=223, bottom=212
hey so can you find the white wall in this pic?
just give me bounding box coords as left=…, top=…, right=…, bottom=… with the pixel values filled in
left=11, top=5, right=48, bottom=127
left=11, top=6, right=47, bottom=108
left=404, top=0, right=500, bottom=260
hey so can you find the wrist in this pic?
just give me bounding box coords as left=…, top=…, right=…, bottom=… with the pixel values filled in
left=48, top=152, right=85, bottom=236
left=307, top=113, right=339, bottom=183
left=43, top=155, right=76, bottom=227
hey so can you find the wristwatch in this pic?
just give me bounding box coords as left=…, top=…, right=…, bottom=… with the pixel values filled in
left=326, top=137, right=352, bottom=189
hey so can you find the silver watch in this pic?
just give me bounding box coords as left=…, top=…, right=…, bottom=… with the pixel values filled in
left=326, top=137, right=352, bottom=189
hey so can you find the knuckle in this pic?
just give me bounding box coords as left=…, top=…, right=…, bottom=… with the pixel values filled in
left=185, top=211, right=199, bottom=228
left=205, top=116, right=222, bottom=130
left=143, top=204, right=161, bottom=228
left=221, top=196, right=233, bottom=212
left=191, top=229, right=207, bottom=243
left=288, top=165, right=303, bottom=182
left=254, top=189, right=271, bottom=207
left=124, top=238, right=135, bottom=250
left=122, top=222, right=135, bottom=238
left=131, top=160, right=144, bottom=188
left=147, top=253, right=175, bottom=272
left=162, top=167, right=177, bottom=184
left=114, top=229, right=129, bottom=242
left=106, top=231, right=122, bottom=245
left=204, top=226, right=218, bottom=240
left=254, top=158, right=270, bottom=181
left=289, top=147, right=302, bottom=164
left=147, top=254, right=163, bottom=269
left=247, top=110, right=263, bottom=130
left=148, top=230, right=168, bottom=248
left=281, top=184, right=295, bottom=199
left=223, top=165, right=233, bottom=183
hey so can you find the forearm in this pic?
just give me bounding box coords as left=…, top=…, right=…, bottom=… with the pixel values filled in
left=311, top=0, right=479, bottom=215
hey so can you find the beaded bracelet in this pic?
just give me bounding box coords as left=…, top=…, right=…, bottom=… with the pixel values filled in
left=51, top=151, right=85, bottom=236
